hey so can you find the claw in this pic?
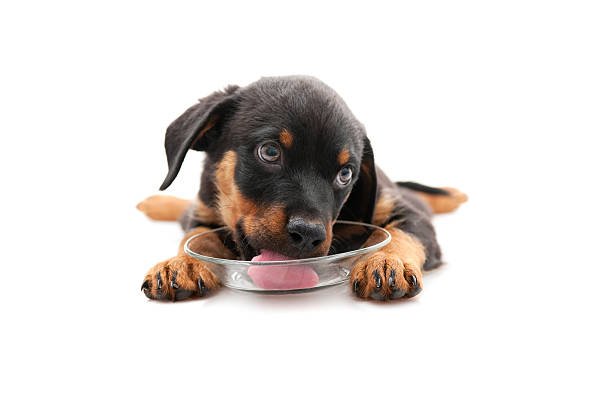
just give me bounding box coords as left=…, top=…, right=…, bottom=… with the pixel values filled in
left=156, top=272, right=162, bottom=290
left=405, top=275, right=422, bottom=299
left=141, top=280, right=153, bottom=299
left=197, top=278, right=208, bottom=297
left=353, top=279, right=361, bottom=297
left=389, top=269, right=396, bottom=288
left=374, top=270, right=382, bottom=290
left=170, top=270, right=179, bottom=289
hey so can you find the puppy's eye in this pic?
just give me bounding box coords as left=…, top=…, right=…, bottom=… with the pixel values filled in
left=336, top=166, right=353, bottom=186
left=258, top=142, right=281, bottom=163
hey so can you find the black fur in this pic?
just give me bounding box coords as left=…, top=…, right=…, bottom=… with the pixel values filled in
left=396, top=181, right=450, bottom=196
left=160, top=76, right=443, bottom=267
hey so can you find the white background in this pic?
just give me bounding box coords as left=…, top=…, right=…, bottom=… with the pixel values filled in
left=1, top=1, right=611, bottom=406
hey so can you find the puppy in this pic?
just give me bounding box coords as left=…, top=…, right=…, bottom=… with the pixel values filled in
left=138, top=76, right=467, bottom=301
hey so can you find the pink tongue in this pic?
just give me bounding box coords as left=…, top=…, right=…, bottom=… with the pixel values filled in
left=248, top=250, right=319, bottom=290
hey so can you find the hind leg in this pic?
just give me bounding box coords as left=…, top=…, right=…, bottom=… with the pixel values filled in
left=414, top=187, right=468, bottom=214
left=136, top=195, right=191, bottom=221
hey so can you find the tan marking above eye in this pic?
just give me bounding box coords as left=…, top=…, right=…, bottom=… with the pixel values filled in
left=279, top=129, right=293, bottom=148
left=338, top=149, right=350, bottom=165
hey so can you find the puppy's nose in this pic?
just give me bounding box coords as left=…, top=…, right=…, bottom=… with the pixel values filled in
left=286, top=217, right=327, bottom=253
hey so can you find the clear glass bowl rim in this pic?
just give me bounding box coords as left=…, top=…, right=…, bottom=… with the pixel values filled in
left=184, top=220, right=391, bottom=266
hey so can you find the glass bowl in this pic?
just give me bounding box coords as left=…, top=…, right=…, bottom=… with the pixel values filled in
left=184, top=220, right=391, bottom=293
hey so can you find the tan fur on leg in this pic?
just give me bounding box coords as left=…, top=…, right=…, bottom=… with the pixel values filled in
left=416, top=187, right=468, bottom=214
left=136, top=195, right=191, bottom=221
left=351, top=228, right=426, bottom=300
left=179, top=227, right=235, bottom=258
left=141, top=226, right=231, bottom=301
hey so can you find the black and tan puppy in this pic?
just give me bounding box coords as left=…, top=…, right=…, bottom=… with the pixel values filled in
left=138, top=76, right=467, bottom=301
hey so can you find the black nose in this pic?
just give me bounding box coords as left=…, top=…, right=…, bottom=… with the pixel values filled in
left=286, top=217, right=327, bottom=253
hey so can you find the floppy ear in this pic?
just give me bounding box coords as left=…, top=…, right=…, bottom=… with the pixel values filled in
left=159, top=85, right=239, bottom=190
left=338, top=136, right=378, bottom=223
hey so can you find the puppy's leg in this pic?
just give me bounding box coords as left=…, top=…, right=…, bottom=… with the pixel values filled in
left=413, top=187, right=467, bottom=214
left=136, top=195, right=191, bottom=221
left=351, top=227, right=426, bottom=300
left=141, top=227, right=233, bottom=301
left=396, top=182, right=468, bottom=214
left=351, top=190, right=441, bottom=300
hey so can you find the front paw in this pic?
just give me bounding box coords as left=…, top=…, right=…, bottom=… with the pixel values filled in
left=351, top=252, right=423, bottom=300
left=141, top=254, right=219, bottom=301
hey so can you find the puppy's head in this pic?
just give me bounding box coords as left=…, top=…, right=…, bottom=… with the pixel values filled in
left=160, top=76, right=377, bottom=260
